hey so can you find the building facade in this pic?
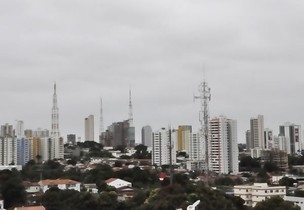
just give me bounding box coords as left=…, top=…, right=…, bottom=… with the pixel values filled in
left=101, top=120, right=135, bottom=147
left=67, top=134, right=76, bottom=145
left=141, top=125, right=152, bottom=147
left=209, top=116, right=239, bottom=174
left=152, top=128, right=176, bottom=166
left=279, top=123, right=302, bottom=155
left=250, top=115, right=264, bottom=149
left=16, top=137, right=30, bottom=166
left=176, top=125, right=192, bottom=152
left=234, top=183, right=286, bottom=207
left=85, top=115, right=94, bottom=142
left=0, top=124, right=17, bottom=165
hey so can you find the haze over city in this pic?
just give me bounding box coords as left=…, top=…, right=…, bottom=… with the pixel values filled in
left=1, top=1, right=304, bottom=142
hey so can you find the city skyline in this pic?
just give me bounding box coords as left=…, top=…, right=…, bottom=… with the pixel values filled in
left=0, top=1, right=304, bottom=142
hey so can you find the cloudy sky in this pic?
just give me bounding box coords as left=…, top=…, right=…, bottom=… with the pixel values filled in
left=1, top=0, right=304, bottom=143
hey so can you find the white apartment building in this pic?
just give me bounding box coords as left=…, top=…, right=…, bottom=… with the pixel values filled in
left=0, top=136, right=17, bottom=165
left=187, top=132, right=206, bottom=171
left=209, top=116, right=238, bottom=174
left=152, top=128, right=176, bottom=166
left=234, top=183, right=286, bottom=207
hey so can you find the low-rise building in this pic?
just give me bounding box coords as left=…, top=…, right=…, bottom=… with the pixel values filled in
left=105, top=178, right=132, bottom=189
left=284, top=196, right=304, bottom=210
left=23, top=181, right=40, bottom=194
left=234, top=183, right=286, bottom=207
left=38, top=179, right=81, bottom=193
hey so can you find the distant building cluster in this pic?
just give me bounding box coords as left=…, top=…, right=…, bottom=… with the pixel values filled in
left=0, top=80, right=302, bottom=179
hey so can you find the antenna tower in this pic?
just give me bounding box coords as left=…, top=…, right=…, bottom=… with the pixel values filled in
left=194, top=80, right=211, bottom=180
left=99, top=98, right=104, bottom=134
left=128, top=89, right=133, bottom=126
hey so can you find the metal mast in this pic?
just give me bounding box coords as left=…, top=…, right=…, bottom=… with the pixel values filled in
left=51, top=82, right=60, bottom=138
left=194, top=80, right=211, bottom=178
left=99, top=98, right=104, bottom=134
left=128, top=89, right=133, bottom=126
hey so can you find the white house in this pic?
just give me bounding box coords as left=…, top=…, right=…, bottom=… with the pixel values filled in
left=23, top=181, right=40, bottom=194
left=234, top=183, right=286, bottom=207
left=38, top=179, right=81, bottom=193
left=105, top=178, right=132, bottom=189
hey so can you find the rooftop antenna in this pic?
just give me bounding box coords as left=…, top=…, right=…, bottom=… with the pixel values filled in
left=194, top=76, right=211, bottom=185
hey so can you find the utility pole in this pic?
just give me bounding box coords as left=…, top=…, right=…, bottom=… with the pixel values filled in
left=194, top=80, right=211, bottom=185
left=167, top=126, right=174, bottom=186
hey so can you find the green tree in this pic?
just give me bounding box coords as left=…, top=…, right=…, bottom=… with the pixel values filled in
left=133, top=144, right=150, bottom=159
left=0, top=170, right=27, bottom=209
left=263, top=161, right=279, bottom=173
left=279, top=176, right=297, bottom=187
left=253, top=196, right=300, bottom=210
left=239, top=156, right=261, bottom=171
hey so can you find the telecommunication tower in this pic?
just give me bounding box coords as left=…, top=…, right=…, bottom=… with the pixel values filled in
left=194, top=80, right=211, bottom=176
left=99, top=98, right=104, bottom=135
left=128, top=89, right=133, bottom=126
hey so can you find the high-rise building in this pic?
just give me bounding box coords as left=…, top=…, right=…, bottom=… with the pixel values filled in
left=279, top=123, right=302, bottom=155
left=0, top=124, right=16, bottom=165
left=34, top=128, right=49, bottom=138
left=67, top=134, right=76, bottom=145
left=15, top=120, right=24, bottom=137
left=264, top=128, right=273, bottom=150
left=245, top=130, right=251, bottom=150
left=1, top=124, right=14, bottom=137
left=152, top=128, right=176, bottom=166
left=209, top=116, right=239, bottom=174
left=24, top=129, right=33, bottom=138
left=101, top=120, right=135, bottom=147
left=250, top=115, right=264, bottom=149
left=41, top=137, right=53, bottom=161
left=85, top=115, right=94, bottom=141
left=50, top=83, right=63, bottom=159
left=30, top=137, right=42, bottom=162
left=141, top=125, right=152, bottom=147
left=16, top=137, right=30, bottom=165
left=176, top=125, right=192, bottom=152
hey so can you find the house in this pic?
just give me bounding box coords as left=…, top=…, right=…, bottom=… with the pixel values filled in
left=234, top=183, right=286, bottom=207
left=105, top=178, right=132, bottom=189
left=23, top=182, right=40, bottom=194
left=38, top=179, right=81, bottom=193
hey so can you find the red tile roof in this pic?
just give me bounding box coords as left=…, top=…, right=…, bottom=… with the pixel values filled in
left=40, top=179, right=80, bottom=185
left=105, top=178, right=117, bottom=183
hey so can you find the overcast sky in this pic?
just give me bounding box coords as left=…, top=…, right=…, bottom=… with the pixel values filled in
left=1, top=0, right=304, bottom=143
